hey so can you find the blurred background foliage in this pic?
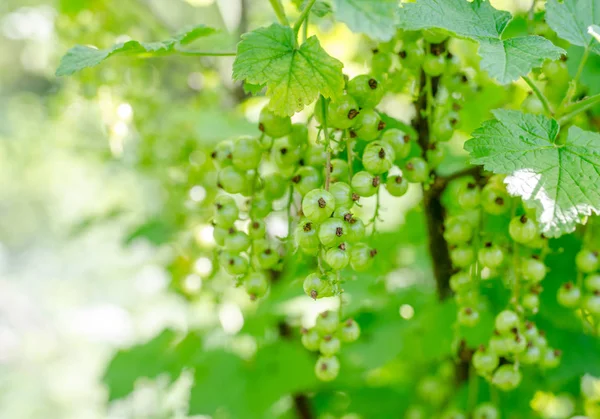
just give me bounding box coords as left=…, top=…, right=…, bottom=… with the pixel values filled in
left=1, top=0, right=600, bottom=418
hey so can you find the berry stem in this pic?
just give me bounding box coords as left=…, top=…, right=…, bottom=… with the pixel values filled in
left=522, top=75, right=554, bottom=116
left=511, top=203, right=522, bottom=310
left=369, top=189, right=381, bottom=235
left=268, top=0, right=290, bottom=26
left=320, top=96, right=332, bottom=191
left=345, top=132, right=354, bottom=183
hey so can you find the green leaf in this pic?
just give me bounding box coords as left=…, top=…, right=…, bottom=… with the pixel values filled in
left=232, top=24, right=345, bottom=116
left=333, top=0, right=399, bottom=41
left=546, top=0, right=600, bottom=56
left=56, top=25, right=217, bottom=76
left=293, top=0, right=332, bottom=17
left=478, top=36, right=565, bottom=84
left=465, top=110, right=600, bottom=237
left=397, top=0, right=565, bottom=84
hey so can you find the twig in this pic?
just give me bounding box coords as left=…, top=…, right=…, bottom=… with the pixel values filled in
left=293, top=0, right=317, bottom=38
left=268, top=0, right=290, bottom=26
left=523, top=75, right=553, bottom=116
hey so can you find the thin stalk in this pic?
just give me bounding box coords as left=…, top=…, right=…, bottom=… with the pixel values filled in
left=511, top=203, right=522, bottom=311
left=293, top=0, right=317, bottom=38
left=268, top=0, right=290, bottom=26
left=345, top=132, right=353, bottom=183
left=321, top=98, right=332, bottom=191
left=558, top=93, right=600, bottom=125
left=302, top=14, right=309, bottom=43
left=523, top=75, right=553, bottom=116
left=160, top=49, right=237, bottom=57
left=369, top=190, right=381, bottom=235
left=574, top=45, right=591, bottom=87
left=467, top=363, right=479, bottom=413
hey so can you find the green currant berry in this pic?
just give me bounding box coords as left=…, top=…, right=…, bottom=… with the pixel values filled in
left=403, top=157, right=429, bottom=183
left=273, top=137, right=302, bottom=169
left=398, top=43, right=425, bottom=69
left=540, top=349, right=561, bottom=369
left=521, top=256, right=546, bottom=283
left=472, top=345, right=499, bottom=374
left=481, top=184, right=510, bottom=215
left=327, top=95, right=360, bottom=129
left=325, top=243, right=350, bottom=270
left=295, top=220, right=320, bottom=250
left=508, top=333, right=528, bottom=354
left=495, top=310, right=519, bottom=334
left=449, top=271, right=471, bottom=292
left=576, top=248, right=599, bottom=273
left=301, top=328, right=321, bottom=351
left=319, top=218, right=346, bottom=247
left=450, top=245, right=475, bottom=269
left=583, top=291, right=600, bottom=314
left=522, top=292, right=540, bottom=313
left=292, top=166, right=322, bottom=196
left=473, top=403, right=499, bottom=419
left=303, top=272, right=335, bottom=300
left=440, top=409, right=466, bottom=419
left=457, top=182, right=481, bottom=210
left=432, top=117, right=454, bottom=142
left=352, top=109, right=385, bottom=141
left=232, top=136, right=262, bottom=170
left=347, top=75, right=384, bottom=109
left=211, top=140, right=234, bottom=167
left=423, top=54, right=446, bottom=76
left=212, top=224, right=228, bottom=246
left=417, top=376, right=449, bottom=406
left=315, top=356, right=340, bottom=382
left=444, top=217, right=473, bottom=244
left=385, top=175, right=409, bottom=197
left=248, top=220, right=266, bottom=239
left=329, top=159, right=349, bottom=182
left=221, top=252, right=249, bottom=276
left=346, top=216, right=366, bottom=242
left=224, top=229, right=251, bottom=252
left=304, top=145, right=327, bottom=167
left=315, top=310, right=340, bottom=335
left=585, top=274, right=600, bottom=292
left=218, top=166, right=249, bottom=194
left=521, top=343, right=541, bottom=364
left=263, top=173, right=288, bottom=200
left=259, top=107, right=291, bottom=138
left=371, top=51, right=392, bottom=75
left=214, top=195, right=239, bottom=227
left=458, top=307, right=480, bottom=327
left=350, top=243, right=377, bottom=271
left=489, top=334, right=511, bottom=356
left=491, top=364, right=521, bottom=391
left=254, top=244, right=279, bottom=269
left=381, top=128, right=411, bottom=159
left=302, top=189, right=336, bottom=223
left=509, top=215, right=538, bottom=244
left=244, top=272, right=269, bottom=300
left=478, top=242, right=504, bottom=269
left=340, top=318, right=360, bottom=343
left=351, top=171, right=380, bottom=197
left=425, top=143, right=445, bottom=168
left=319, top=335, right=341, bottom=356
left=249, top=194, right=272, bottom=219
left=329, top=182, right=353, bottom=209
left=289, top=123, right=309, bottom=147
left=363, top=141, right=395, bottom=175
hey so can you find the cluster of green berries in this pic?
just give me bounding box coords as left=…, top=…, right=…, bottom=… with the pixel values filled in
left=301, top=310, right=360, bottom=382
left=557, top=247, right=600, bottom=323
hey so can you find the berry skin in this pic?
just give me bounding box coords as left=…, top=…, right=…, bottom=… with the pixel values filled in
left=509, top=215, right=538, bottom=244
left=522, top=292, right=540, bottom=313
left=353, top=109, right=384, bottom=141
left=214, top=195, right=239, bottom=227
left=443, top=217, right=473, bottom=244
left=540, top=349, right=561, bottom=369
left=224, top=230, right=251, bottom=253
left=319, top=218, right=346, bottom=247
left=481, top=184, right=510, bottom=215
left=478, top=242, right=505, bottom=269
left=301, top=328, right=321, bottom=351
left=248, top=220, right=266, bottom=239
left=304, top=145, right=327, bottom=167
left=362, top=141, right=395, bottom=174
left=303, top=272, right=335, bottom=300
left=450, top=245, right=475, bottom=268
left=211, top=140, right=234, bottom=167
left=232, top=136, right=262, bottom=170
left=302, top=189, right=336, bottom=223
left=292, top=166, right=322, bottom=196
left=244, top=271, right=269, bottom=300
left=327, top=95, right=360, bottom=129
left=319, top=335, right=341, bottom=356
left=218, top=166, right=249, bottom=194
left=423, top=54, right=446, bottom=76
left=350, top=243, right=377, bottom=271
left=521, top=257, right=547, bottom=283
left=473, top=403, right=499, bottom=419
left=325, top=244, right=349, bottom=270
left=289, top=123, right=309, bottom=147
left=449, top=271, right=471, bottom=292
left=491, top=364, right=522, bottom=391
left=385, top=175, right=409, bottom=197
left=433, top=117, right=454, bottom=142
left=254, top=244, right=279, bottom=270
left=371, top=51, right=392, bottom=75
left=329, top=159, right=349, bottom=182
left=495, top=310, right=520, bottom=334
left=346, top=217, right=366, bottom=242
left=340, top=318, right=360, bottom=342
left=315, top=310, right=340, bottom=335
left=212, top=225, right=228, bottom=246
left=259, top=107, right=292, bottom=138
left=576, top=248, right=599, bottom=273
left=249, top=194, right=272, bottom=219
left=521, top=343, right=541, bottom=364
left=398, top=43, right=425, bottom=69
left=221, top=252, right=249, bottom=276
left=426, top=143, right=445, bottom=168
left=273, top=137, right=302, bottom=169
left=347, top=75, right=384, bottom=109
left=458, top=307, right=480, bottom=327
left=403, top=157, right=430, bottom=183
left=457, top=182, right=481, bottom=210
left=489, top=334, right=512, bottom=356
left=329, top=182, right=353, bottom=209
left=583, top=292, right=600, bottom=315
left=295, top=220, right=320, bottom=250
left=351, top=171, right=380, bottom=197
left=262, top=173, right=288, bottom=200
left=472, top=346, right=499, bottom=374
left=585, top=274, right=600, bottom=292
left=315, top=356, right=340, bottom=382
left=381, top=128, right=411, bottom=159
